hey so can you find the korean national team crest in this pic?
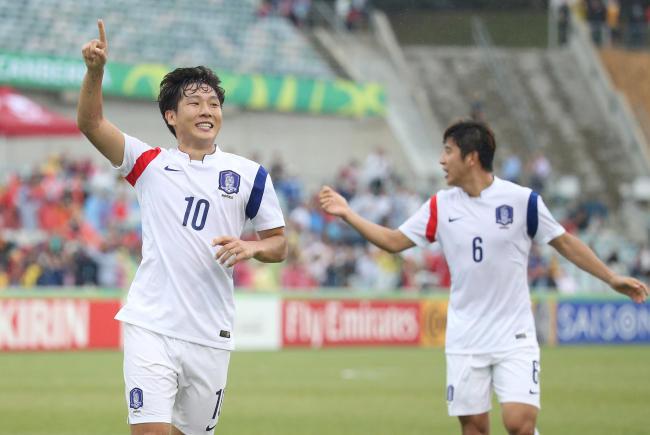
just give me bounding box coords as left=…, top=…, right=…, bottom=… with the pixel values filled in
left=219, top=170, right=241, bottom=195
left=130, top=388, right=143, bottom=410
left=496, top=205, right=514, bottom=226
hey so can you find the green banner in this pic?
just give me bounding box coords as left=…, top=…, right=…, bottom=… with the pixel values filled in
left=0, top=52, right=385, bottom=117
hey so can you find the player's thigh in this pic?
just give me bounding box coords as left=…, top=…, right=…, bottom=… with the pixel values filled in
left=492, top=346, right=541, bottom=409
left=171, top=344, right=231, bottom=435
left=123, top=324, right=179, bottom=425
left=446, top=353, right=493, bottom=417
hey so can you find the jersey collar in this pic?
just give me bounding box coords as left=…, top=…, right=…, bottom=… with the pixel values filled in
left=170, top=145, right=221, bottom=164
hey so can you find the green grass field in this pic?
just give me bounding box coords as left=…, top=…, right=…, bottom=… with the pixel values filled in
left=1, top=347, right=649, bottom=435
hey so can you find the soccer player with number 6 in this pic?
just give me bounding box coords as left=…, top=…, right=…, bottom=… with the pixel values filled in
left=320, top=119, right=648, bottom=435
left=78, top=19, right=287, bottom=435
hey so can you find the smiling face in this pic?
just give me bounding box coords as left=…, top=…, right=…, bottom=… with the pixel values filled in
left=165, top=84, right=222, bottom=147
left=439, top=138, right=474, bottom=187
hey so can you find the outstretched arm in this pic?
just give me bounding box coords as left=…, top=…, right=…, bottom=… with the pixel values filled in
left=77, top=19, right=125, bottom=167
left=319, top=185, right=415, bottom=253
left=549, top=232, right=649, bottom=303
left=213, top=227, right=288, bottom=268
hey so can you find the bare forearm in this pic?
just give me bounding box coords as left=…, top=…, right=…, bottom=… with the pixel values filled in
left=342, top=210, right=405, bottom=253
left=550, top=233, right=616, bottom=285
left=77, top=68, right=105, bottom=132
left=251, top=235, right=288, bottom=263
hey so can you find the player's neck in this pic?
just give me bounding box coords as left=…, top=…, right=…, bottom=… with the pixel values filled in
left=460, top=171, right=494, bottom=197
left=177, top=140, right=216, bottom=161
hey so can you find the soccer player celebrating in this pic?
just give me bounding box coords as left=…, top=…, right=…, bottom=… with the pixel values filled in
left=78, top=20, right=287, bottom=435
left=320, top=119, right=648, bottom=435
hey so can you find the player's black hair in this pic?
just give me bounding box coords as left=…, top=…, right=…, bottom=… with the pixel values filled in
left=443, top=118, right=496, bottom=171
left=157, top=66, right=225, bottom=138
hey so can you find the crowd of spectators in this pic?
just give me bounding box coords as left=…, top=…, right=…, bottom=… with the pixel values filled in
left=562, top=0, right=650, bottom=48
left=1, top=150, right=649, bottom=292
left=257, top=0, right=312, bottom=28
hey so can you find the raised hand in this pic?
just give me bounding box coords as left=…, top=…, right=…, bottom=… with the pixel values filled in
left=81, top=19, right=108, bottom=70
left=319, top=185, right=350, bottom=218
left=610, top=275, right=649, bottom=304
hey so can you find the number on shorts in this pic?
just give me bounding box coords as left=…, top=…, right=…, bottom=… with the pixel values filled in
left=532, top=360, right=540, bottom=384
left=211, top=389, right=224, bottom=419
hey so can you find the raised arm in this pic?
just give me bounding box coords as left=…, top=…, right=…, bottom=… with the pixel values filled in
left=549, top=232, right=649, bottom=304
left=319, top=185, right=415, bottom=253
left=77, top=19, right=125, bottom=167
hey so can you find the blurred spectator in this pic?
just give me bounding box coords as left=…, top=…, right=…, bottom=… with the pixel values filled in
left=336, top=159, right=360, bottom=200
left=527, top=151, right=551, bottom=196
left=628, top=0, right=646, bottom=48
left=606, top=0, right=621, bottom=44
left=557, top=1, right=571, bottom=46
left=501, top=149, right=522, bottom=185
left=361, top=147, right=394, bottom=189
left=632, top=244, right=650, bottom=280
left=469, top=92, right=487, bottom=123
left=586, top=0, right=607, bottom=46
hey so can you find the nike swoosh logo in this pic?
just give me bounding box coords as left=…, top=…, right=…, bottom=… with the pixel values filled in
left=164, top=165, right=181, bottom=172
left=448, top=217, right=463, bottom=222
left=206, top=424, right=217, bottom=431
left=529, top=390, right=540, bottom=394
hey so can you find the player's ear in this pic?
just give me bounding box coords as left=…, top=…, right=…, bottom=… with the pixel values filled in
left=165, top=110, right=176, bottom=126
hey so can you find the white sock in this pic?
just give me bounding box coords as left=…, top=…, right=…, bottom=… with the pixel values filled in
left=535, top=429, right=540, bottom=435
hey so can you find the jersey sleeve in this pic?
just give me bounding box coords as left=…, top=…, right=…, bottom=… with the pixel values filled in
left=112, top=133, right=161, bottom=186
left=398, top=197, right=436, bottom=247
left=247, top=168, right=285, bottom=232
left=533, top=194, right=566, bottom=245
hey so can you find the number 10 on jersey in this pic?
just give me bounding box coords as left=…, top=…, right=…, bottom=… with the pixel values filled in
left=183, top=197, right=210, bottom=231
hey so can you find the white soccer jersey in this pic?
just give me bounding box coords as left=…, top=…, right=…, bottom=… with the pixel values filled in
left=114, top=134, right=285, bottom=350
left=399, top=176, right=565, bottom=354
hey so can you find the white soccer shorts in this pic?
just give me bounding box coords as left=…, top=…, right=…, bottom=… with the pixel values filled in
left=445, top=346, right=541, bottom=416
left=123, top=323, right=231, bottom=435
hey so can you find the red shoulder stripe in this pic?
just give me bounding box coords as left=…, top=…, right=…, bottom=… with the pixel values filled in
left=125, top=148, right=162, bottom=186
left=425, top=195, right=438, bottom=243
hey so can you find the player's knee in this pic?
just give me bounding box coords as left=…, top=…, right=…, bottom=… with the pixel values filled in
left=459, top=416, right=489, bottom=435
left=504, top=421, right=535, bottom=435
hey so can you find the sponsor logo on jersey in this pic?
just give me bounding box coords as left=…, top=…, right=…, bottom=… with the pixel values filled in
left=495, top=205, right=513, bottom=226
left=130, top=388, right=143, bottom=410
left=218, top=170, right=241, bottom=195
left=516, top=333, right=527, bottom=339
left=220, top=330, right=231, bottom=338
left=448, top=216, right=463, bottom=222
left=164, top=165, right=181, bottom=172
left=446, top=385, right=454, bottom=402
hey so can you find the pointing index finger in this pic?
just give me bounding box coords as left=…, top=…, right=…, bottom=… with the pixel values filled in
left=98, top=19, right=107, bottom=44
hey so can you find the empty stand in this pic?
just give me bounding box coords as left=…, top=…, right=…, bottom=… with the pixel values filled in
left=0, top=0, right=333, bottom=79
left=405, top=46, right=634, bottom=204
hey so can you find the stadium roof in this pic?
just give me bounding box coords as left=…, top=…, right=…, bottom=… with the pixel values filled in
left=0, top=86, right=81, bottom=137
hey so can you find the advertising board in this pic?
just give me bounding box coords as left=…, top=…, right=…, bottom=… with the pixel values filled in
left=282, top=300, right=421, bottom=348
